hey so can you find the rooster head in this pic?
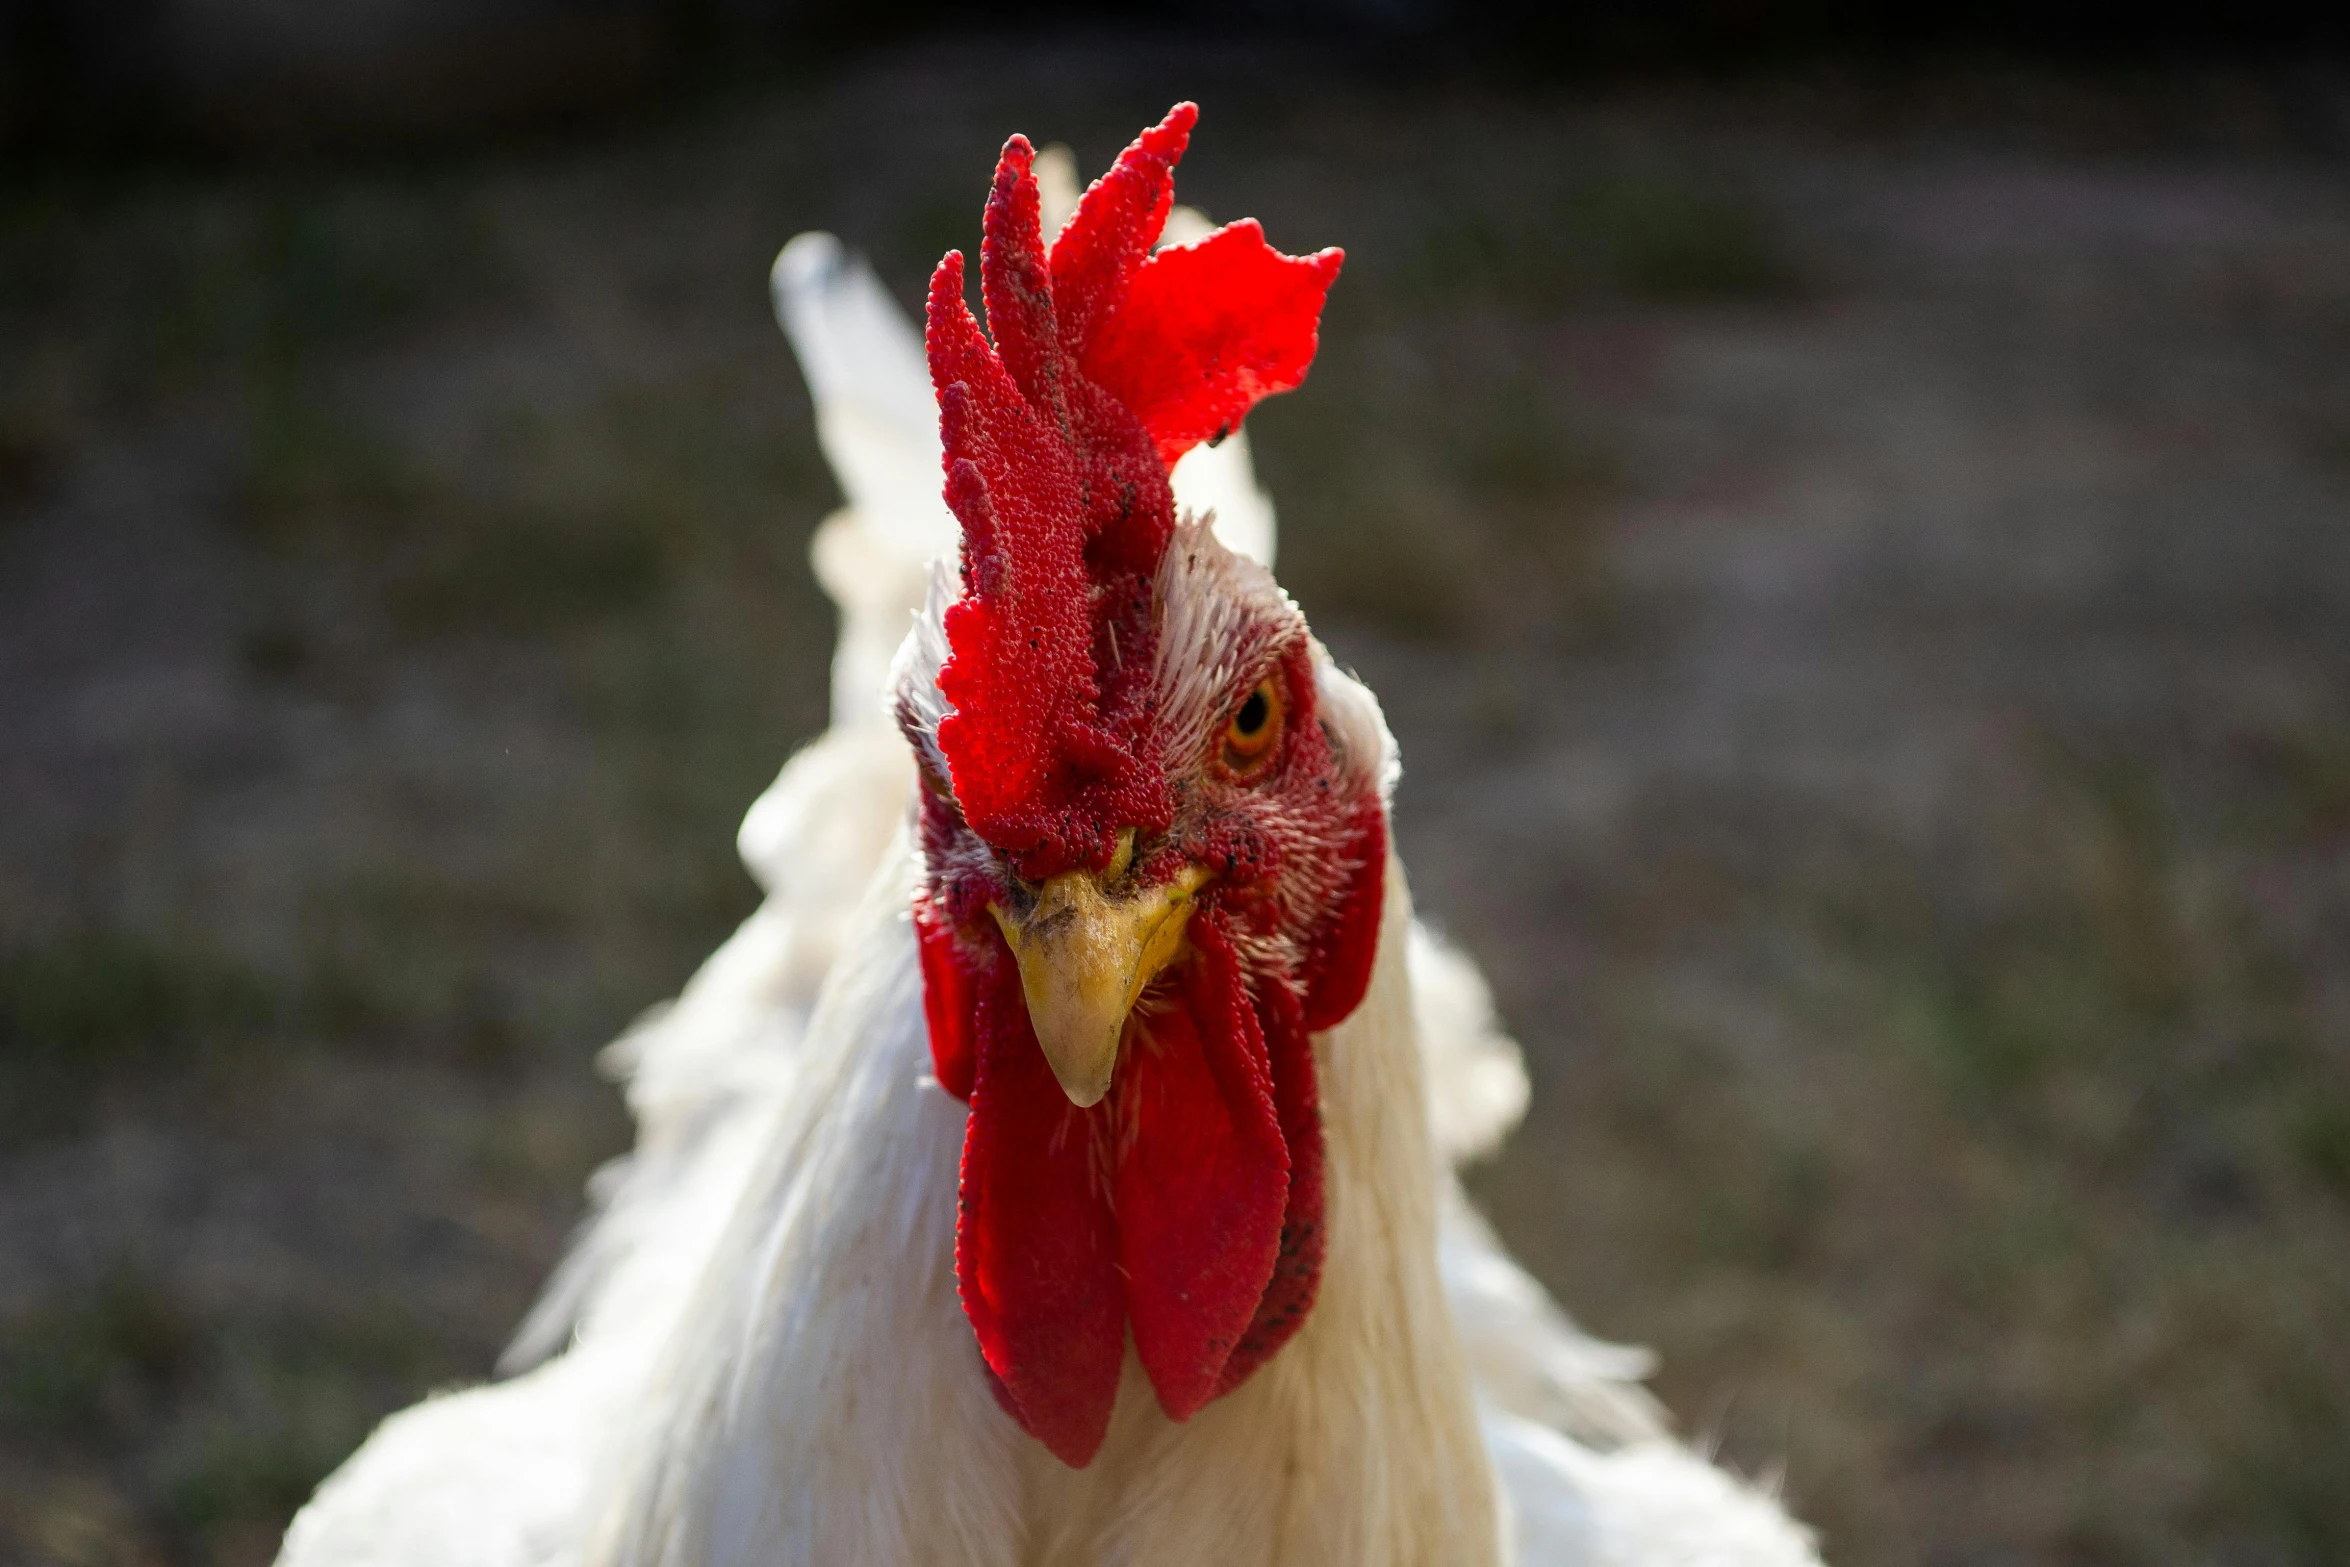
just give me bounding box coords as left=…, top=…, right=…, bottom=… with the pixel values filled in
left=894, top=104, right=1387, bottom=1468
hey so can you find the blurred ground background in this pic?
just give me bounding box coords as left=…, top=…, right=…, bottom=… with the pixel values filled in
left=5, top=11, right=2350, bottom=1566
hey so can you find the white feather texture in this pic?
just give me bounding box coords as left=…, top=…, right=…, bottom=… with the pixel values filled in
left=574, top=831, right=1500, bottom=1567
left=276, top=216, right=1822, bottom=1567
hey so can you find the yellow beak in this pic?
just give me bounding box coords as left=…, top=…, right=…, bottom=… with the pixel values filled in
left=988, top=839, right=1210, bottom=1108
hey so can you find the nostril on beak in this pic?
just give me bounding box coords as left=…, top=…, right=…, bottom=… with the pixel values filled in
left=988, top=856, right=1211, bottom=1108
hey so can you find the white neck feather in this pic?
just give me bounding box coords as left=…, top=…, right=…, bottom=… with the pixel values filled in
left=585, top=835, right=1500, bottom=1567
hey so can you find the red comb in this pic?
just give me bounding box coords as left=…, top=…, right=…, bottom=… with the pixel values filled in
left=925, top=104, right=1343, bottom=877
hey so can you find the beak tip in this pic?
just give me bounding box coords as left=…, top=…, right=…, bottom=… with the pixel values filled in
left=1037, top=1025, right=1120, bottom=1108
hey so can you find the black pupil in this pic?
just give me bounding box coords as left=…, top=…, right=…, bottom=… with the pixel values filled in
left=1234, top=689, right=1269, bottom=737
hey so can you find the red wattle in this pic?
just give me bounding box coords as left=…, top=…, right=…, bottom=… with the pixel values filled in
left=1115, top=915, right=1290, bottom=1420
left=954, top=943, right=1125, bottom=1467
left=1213, top=973, right=1326, bottom=1396
left=914, top=896, right=978, bottom=1100
left=933, top=902, right=1337, bottom=1462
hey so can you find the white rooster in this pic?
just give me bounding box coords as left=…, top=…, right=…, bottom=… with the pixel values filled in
left=277, top=106, right=1820, bottom=1567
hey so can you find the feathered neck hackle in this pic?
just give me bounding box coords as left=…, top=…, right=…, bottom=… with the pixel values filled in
left=924, top=102, right=1343, bottom=882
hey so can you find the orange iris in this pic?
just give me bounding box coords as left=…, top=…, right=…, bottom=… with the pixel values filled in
left=1221, top=678, right=1283, bottom=775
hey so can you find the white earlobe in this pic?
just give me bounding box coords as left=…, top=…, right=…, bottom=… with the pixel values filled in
left=1312, top=649, right=1400, bottom=807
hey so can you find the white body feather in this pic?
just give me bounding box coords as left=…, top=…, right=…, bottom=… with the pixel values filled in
left=277, top=219, right=1820, bottom=1567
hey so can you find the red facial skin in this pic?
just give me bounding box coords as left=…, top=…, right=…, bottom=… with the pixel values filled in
left=907, top=103, right=1370, bottom=1468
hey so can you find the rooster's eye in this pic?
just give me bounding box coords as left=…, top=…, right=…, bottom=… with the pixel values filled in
left=1221, top=678, right=1284, bottom=777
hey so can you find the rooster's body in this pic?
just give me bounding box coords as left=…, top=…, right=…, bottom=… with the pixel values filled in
left=278, top=111, right=1820, bottom=1567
